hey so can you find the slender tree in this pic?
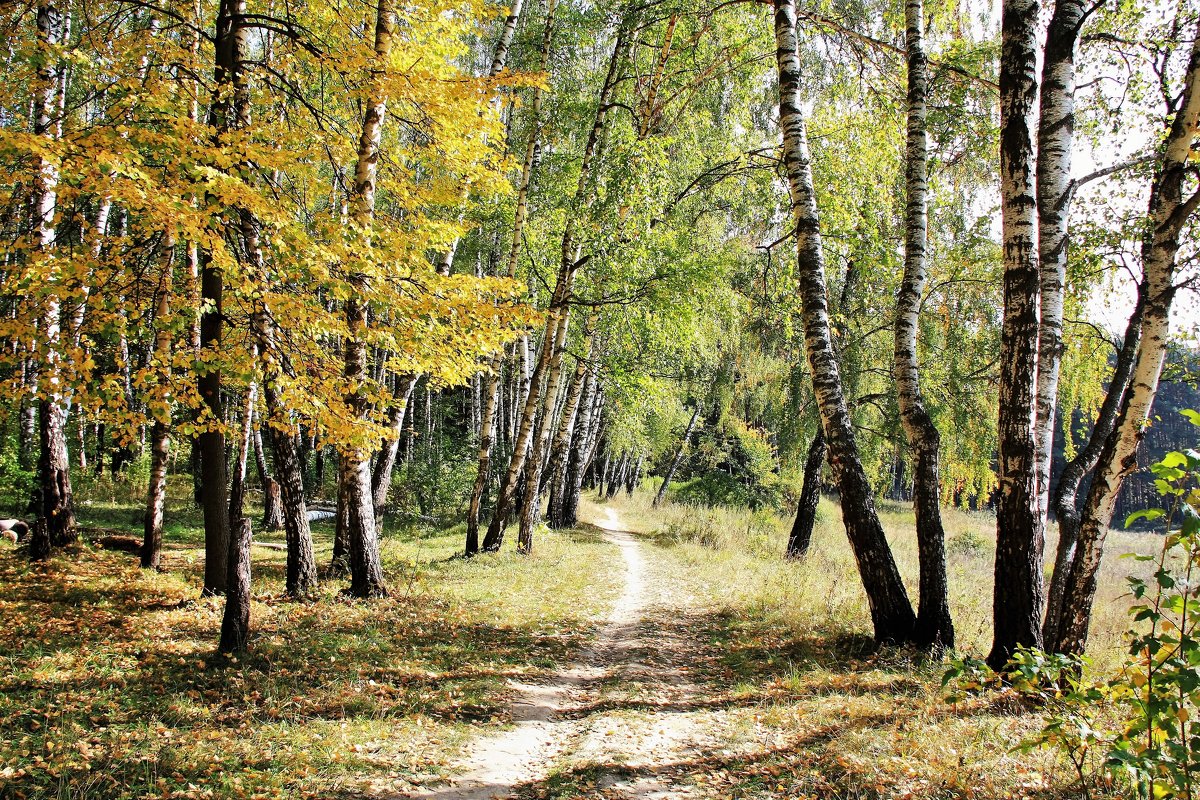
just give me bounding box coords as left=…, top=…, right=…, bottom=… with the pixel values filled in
left=772, top=0, right=917, bottom=646
left=1049, top=18, right=1200, bottom=655
left=894, top=0, right=953, bottom=649
left=338, top=0, right=397, bottom=598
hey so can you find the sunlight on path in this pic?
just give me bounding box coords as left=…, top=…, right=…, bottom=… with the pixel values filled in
left=396, top=506, right=650, bottom=799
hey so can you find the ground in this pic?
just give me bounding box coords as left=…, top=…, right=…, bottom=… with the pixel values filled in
left=0, top=482, right=1154, bottom=800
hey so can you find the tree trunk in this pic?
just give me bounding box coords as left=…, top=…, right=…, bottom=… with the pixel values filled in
left=773, top=0, right=916, bottom=646
left=654, top=403, right=700, bottom=507
left=28, top=0, right=76, bottom=558
left=253, top=425, right=284, bottom=532
left=465, top=0, right=558, bottom=557
left=371, top=374, right=418, bottom=514
left=197, top=0, right=249, bottom=595
left=519, top=334, right=591, bottom=550
left=220, top=381, right=255, bottom=654
left=556, top=374, right=601, bottom=528
left=248, top=261, right=319, bottom=597
left=893, top=0, right=953, bottom=650
left=143, top=237, right=175, bottom=570
left=466, top=358, right=503, bottom=555
left=787, top=432, right=825, bottom=558
left=988, top=0, right=1045, bottom=670
left=1043, top=295, right=1144, bottom=645
left=1049, top=24, right=1200, bottom=655
left=218, top=519, right=252, bottom=653
left=513, top=313, right=571, bottom=553
left=625, top=455, right=642, bottom=496
left=605, top=452, right=627, bottom=501
left=331, top=460, right=351, bottom=576
left=228, top=386, right=255, bottom=548
left=435, top=0, right=529, bottom=274
left=1033, top=0, right=1088, bottom=520
left=504, top=0, right=556, bottom=280
left=336, top=0, right=395, bottom=599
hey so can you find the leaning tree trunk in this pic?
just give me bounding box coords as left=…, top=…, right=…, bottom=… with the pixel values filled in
left=337, top=0, right=396, bottom=599
left=893, top=0, right=953, bottom=650
left=371, top=374, right=417, bottom=515
left=1033, top=0, right=1089, bottom=521
left=1043, top=294, right=1144, bottom=645
left=773, top=0, right=917, bottom=646
left=654, top=403, right=700, bottom=507
left=988, top=0, right=1045, bottom=671
left=1049, top=24, right=1200, bottom=656
left=787, top=432, right=825, bottom=558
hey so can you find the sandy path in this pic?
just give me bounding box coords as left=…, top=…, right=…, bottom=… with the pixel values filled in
left=403, top=507, right=654, bottom=800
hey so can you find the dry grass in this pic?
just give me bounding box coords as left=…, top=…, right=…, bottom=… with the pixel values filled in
left=591, top=487, right=1159, bottom=799
left=615, top=488, right=1157, bottom=674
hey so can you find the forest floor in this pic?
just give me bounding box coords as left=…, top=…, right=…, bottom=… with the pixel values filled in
left=0, top=480, right=1153, bottom=800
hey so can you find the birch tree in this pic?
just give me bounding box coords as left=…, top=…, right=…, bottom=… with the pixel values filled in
left=772, top=0, right=917, bottom=646
left=1048, top=16, right=1200, bottom=656
left=892, top=0, right=953, bottom=649
left=989, top=0, right=1045, bottom=670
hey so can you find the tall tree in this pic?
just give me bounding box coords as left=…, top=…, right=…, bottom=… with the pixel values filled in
left=1033, top=0, right=1090, bottom=520
left=772, top=0, right=916, bottom=646
left=338, top=0, right=396, bottom=599
left=989, top=0, right=1045, bottom=670
left=26, top=0, right=77, bottom=561
left=1048, top=16, right=1200, bottom=656
left=481, top=13, right=631, bottom=553
left=893, top=0, right=953, bottom=649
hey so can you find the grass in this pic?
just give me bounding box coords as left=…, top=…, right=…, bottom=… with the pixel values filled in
left=0, top=473, right=1162, bottom=800
left=0, top=477, right=622, bottom=800
left=593, top=485, right=1161, bottom=799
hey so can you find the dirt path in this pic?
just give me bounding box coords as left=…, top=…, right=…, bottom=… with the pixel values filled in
left=401, top=506, right=728, bottom=800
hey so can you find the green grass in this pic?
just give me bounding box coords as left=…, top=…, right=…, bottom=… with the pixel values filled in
left=0, top=482, right=622, bottom=800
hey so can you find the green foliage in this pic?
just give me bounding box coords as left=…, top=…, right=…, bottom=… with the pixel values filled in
left=0, top=438, right=33, bottom=515
left=394, top=429, right=478, bottom=518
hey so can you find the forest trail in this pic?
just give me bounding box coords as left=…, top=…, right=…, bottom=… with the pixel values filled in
left=398, top=505, right=733, bottom=800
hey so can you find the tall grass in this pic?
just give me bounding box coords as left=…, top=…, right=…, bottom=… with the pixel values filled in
left=603, top=486, right=1159, bottom=673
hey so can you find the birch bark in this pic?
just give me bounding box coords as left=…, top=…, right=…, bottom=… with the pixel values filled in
left=1034, top=0, right=1089, bottom=519
left=338, top=0, right=396, bottom=598
left=894, top=0, right=953, bottom=649
left=773, top=0, right=916, bottom=645
left=1050, top=22, right=1200, bottom=655
left=989, top=0, right=1045, bottom=670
